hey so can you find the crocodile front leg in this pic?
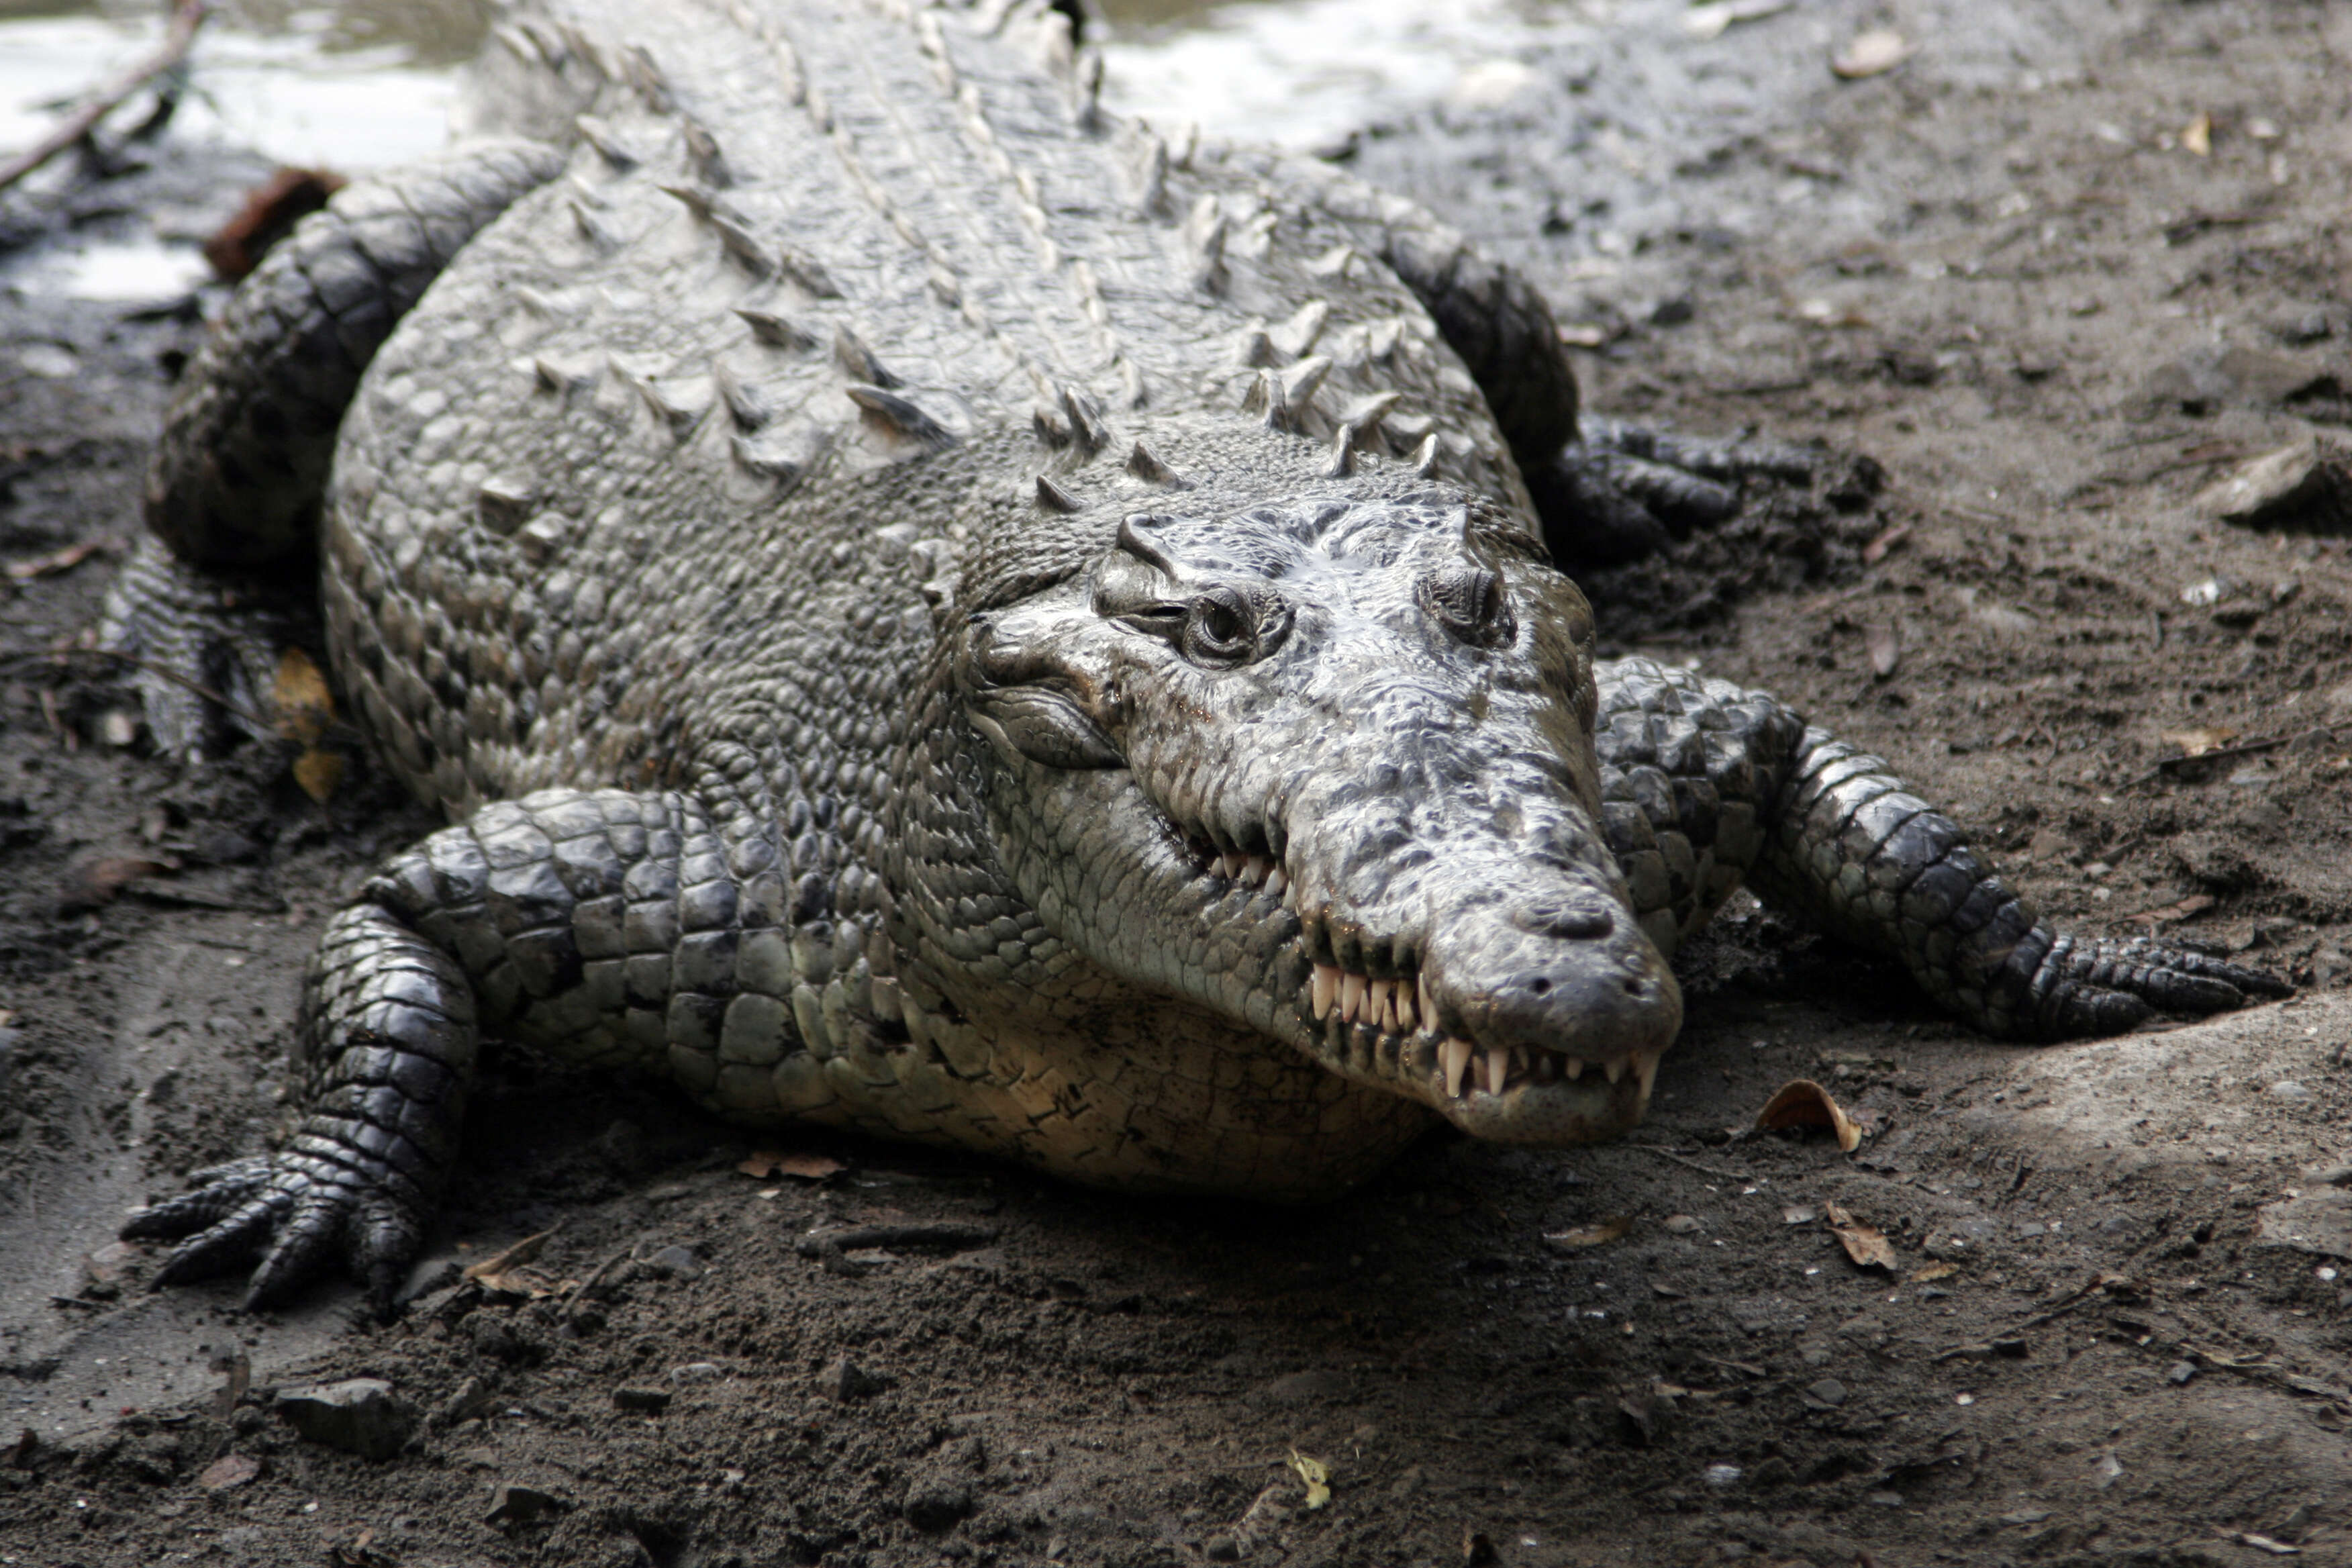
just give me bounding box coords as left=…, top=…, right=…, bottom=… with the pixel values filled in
left=125, top=786, right=728, bottom=1309
left=1591, top=657, right=2288, bottom=1038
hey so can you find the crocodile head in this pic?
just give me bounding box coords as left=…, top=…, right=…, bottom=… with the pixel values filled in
left=951, top=481, right=1679, bottom=1146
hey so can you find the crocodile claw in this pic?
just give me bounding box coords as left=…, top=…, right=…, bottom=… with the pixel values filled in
left=2030, top=934, right=2293, bottom=1040
left=1528, top=416, right=1824, bottom=569
left=124, top=1150, right=422, bottom=1314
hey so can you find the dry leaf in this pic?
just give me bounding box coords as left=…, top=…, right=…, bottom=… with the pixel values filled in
left=1755, top=1078, right=1863, bottom=1153
left=1826, top=1203, right=1898, bottom=1271
left=1865, top=621, right=1902, bottom=678
left=64, top=854, right=175, bottom=910
left=272, top=646, right=336, bottom=745
left=463, top=1228, right=555, bottom=1283
left=1831, top=28, right=1912, bottom=79
left=2182, top=111, right=2212, bottom=156
left=292, top=746, right=345, bottom=804
left=198, top=1453, right=260, bottom=1490
left=1542, top=1216, right=1632, bottom=1250
left=2129, top=892, right=2214, bottom=926
left=3, top=540, right=101, bottom=581
left=1912, top=1261, right=1961, bottom=1283
left=1861, top=522, right=1911, bottom=565
left=739, top=1150, right=846, bottom=1181
left=1287, top=1449, right=1332, bottom=1509
left=2159, top=726, right=2237, bottom=757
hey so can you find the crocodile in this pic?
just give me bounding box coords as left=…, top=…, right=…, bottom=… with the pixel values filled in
left=99, top=0, right=2284, bottom=1309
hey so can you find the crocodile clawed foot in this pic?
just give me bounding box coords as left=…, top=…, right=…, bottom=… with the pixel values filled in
left=96, top=534, right=307, bottom=760
left=2031, top=934, right=2294, bottom=1040
left=124, top=1147, right=421, bottom=1314
left=1528, top=415, right=1822, bottom=569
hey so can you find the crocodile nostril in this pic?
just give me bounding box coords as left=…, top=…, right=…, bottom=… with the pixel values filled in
left=1623, top=978, right=1647, bottom=997
left=1530, top=977, right=1552, bottom=995
left=1516, top=901, right=1615, bottom=941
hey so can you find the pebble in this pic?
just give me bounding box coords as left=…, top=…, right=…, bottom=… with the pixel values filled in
left=669, top=1361, right=725, bottom=1384
left=1802, top=1378, right=1847, bottom=1409
left=2268, top=1081, right=2312, bottom=1103
left=485, top=1482, right=565, bottom=1526
left=273, top=1379, right=417, bottom=1461
left=1662, top=1214, right=1702, bottom=1235
left=816, top=1354, right=883, bottom=1402
left=2167, top=1361, right=2198, bottom=1385
left=647, top=1244, right=704, bottom=1280
left=1703, top=1463, right=1743, bottom=1489
left=1204, top=1534, right=1242, bottom=1562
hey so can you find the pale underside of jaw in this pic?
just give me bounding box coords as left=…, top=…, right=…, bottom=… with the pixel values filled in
left=1206, top=848, right=1665, bottom=1110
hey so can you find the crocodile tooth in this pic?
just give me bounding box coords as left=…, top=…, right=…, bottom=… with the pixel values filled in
left=1392, top=982, right=1415, bottom=1034
left=1125, top=440, right=1191, bottom=489
left=1633, top=1047, right=1663, bottom=1101
left=1442, top=1037, right=1472, bottom=1100
left=1312, top=964, right=1337, bottom=1020
left=1339, top=971, right=1366, bottom=1025
left=1418, top=972, right=1434, bottom=1033
left=1034, top=475, right=1079, bottom=513
left=1264, top=865, right=1287, bottom=900
left=1234, top=328, right=1280, bottom=370
left=832, top=326, right=899, bottom=389
left=1562, top=1057, right=1583, bottom=1081
left=1367, top=977, right=1392, bottom=1030
left=1534, top=1052, right=1557, bottom=1083
left=732, top=306, right=816, bottom=352
left=1483, top=1048, right=1509, bottom=1097
left=1410, top=432, right=1440, bottom=478
left=1604, top=1056, right=1624, bottom=1085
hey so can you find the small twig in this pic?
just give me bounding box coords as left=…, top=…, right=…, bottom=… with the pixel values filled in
left=0, top=0, right=214, bottom=195
left=0, top=647, right=280, bottom=739
left=1625, top=1145, right=1755, bottom=1183
left=2118, top=720, right=2352, bottom=790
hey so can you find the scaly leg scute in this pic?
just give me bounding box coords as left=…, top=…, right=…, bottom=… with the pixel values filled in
left=1748, top=730, right=2289, bottom=1039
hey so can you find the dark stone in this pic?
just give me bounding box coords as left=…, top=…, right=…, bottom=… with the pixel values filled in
left=613, top=1386, right=672, bottom=1414
left=273, top=1379, right=416, bottom=1461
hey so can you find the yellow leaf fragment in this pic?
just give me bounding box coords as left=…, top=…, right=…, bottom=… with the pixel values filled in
left=740, top=1150, right=846, bottom=1181
left=1543, top=1216, right=1632, bottom=1250
left=1912, top=1261, right=1960, bottom=1283
left=1286, top=1449, right=1331, bottom=1510
left=1755, top=1078, right=1863, bottom=1153
left=272, top=646, right=336, bottom=744
left=1825, top=1203, right=1898, bottom=1271
left=463, top=1228, right=556, bottom=1284
left=2159, top=726, right=2237, bottom=757
left=292, top=746, right=344, bottom=804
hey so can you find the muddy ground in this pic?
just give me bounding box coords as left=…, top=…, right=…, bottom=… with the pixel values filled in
left=3, top=1, right=2351, bottom=1564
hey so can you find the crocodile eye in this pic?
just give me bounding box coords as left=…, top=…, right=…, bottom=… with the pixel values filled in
left=1178, top=584, right=1288, bottom=667
left=1420, top=567, right=1514, bottom=648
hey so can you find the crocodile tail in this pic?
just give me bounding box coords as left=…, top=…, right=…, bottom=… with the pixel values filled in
left=144, top=138, right=565, bottom=573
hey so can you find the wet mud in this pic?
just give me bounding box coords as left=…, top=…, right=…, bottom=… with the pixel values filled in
left=1, top=1, right=2349, bottom=1565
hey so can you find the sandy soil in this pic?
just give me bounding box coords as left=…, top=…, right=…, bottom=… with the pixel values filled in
left=1, top=1, right=2349, bottom=1565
